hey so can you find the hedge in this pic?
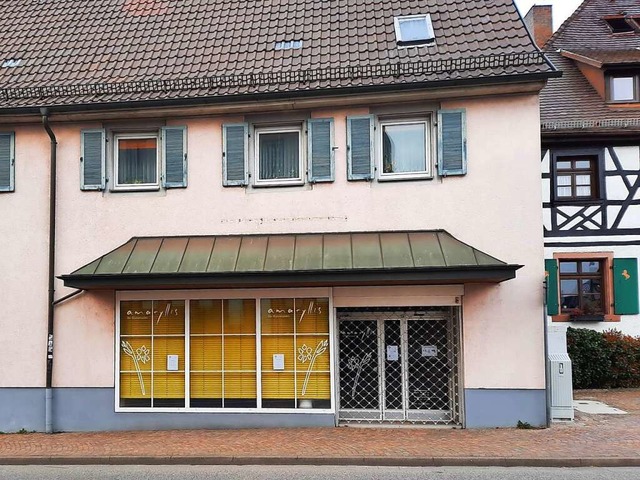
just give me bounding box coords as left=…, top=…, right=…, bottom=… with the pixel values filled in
left=566, top=327, right=640, bottom=389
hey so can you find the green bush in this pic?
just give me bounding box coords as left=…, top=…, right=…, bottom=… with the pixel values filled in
left=566, top=327, right=640, bottom=389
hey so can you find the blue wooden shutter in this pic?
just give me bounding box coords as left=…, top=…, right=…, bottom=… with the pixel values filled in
left=613, top=258, right=639, bottom=315
left=438, top=109, right=467, bottom=176
left=347, top=115, right=374, bottom=181
left=545, top=259, right=559, bottom=316
left=223, top=123, right=248, bottom=186
left=308, top=118, right=334, bottom=183
left=80, top=129, right=105, bottom=190
left=0, top=132, right=15, bottom=192
left=162, top=126, right=187, bottom=188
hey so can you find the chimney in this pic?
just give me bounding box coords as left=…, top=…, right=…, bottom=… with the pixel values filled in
left=524, top=5, right=553, bottom=49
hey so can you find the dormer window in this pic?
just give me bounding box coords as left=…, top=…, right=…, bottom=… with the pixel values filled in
left=604, top=16, right=636, bottom=34
left=607, top=73, right=639, bottom=102
left=394, top=14, right=435, bottom=47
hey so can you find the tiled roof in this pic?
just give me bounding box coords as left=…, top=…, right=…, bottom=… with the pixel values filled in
left=541, top=0, right=640, bottom=134
left=0, top=0, right=553, bottom=110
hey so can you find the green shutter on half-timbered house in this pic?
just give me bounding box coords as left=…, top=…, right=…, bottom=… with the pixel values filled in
left=545, top=259, right=559, bottom=316
left=613, top=258, right=640, bottom=315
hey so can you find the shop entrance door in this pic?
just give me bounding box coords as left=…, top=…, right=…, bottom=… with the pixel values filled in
left=338, top=308, right=460, bottom=425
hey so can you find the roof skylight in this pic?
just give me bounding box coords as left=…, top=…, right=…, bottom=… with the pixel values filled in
left=274, top=40, right=303, bottom=51
left=604, top=16, right=635, bottom=34
left=394, top=14, right=435, bottom=47
left=1, top=58, right=22, bottom=68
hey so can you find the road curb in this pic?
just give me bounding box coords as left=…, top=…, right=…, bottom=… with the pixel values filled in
left=1, top=456, right=640, bottom=467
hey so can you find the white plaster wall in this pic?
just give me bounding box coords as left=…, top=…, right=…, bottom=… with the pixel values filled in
left=3, top=93, right=545, bottom=390
left=0, top=126, right=50, bottom=387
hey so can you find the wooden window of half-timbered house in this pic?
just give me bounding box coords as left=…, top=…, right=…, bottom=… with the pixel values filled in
left=559, top=260, right=604, bottom=317
left=554, top=155, right=599, bottom=200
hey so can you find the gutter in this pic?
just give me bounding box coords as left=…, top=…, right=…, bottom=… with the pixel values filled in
left=41, top=108, right=57, bottom=434
left=0, top=71, right=561, bottom=118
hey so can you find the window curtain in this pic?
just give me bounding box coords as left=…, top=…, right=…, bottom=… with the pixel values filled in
left=259, top=132, right=299, bottom=180
left=118, top=138, right=157, bottom=184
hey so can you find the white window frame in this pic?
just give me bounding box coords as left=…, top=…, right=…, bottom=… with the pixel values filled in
left=113, top=132, right=161, bottom=191
left=253, top=125, right=305, bottom=187
left=608, top=74, right=638, bottom=102
left=376, top=117, right=432, bottom=181
left=394, top=14, right=435, bottom=47
left=115, top=288, right=335, bottom=414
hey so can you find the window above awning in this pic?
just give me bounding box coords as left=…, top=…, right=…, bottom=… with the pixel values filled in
left=60, top=230, right=522, bottom=290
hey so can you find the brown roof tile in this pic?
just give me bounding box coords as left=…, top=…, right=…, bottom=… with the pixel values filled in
left=0, top=0, right=553, bottom=110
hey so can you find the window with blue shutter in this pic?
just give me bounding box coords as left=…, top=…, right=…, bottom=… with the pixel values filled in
left=81, top=129, right=106, bottom=191
left=162, top=126, right=187, bottom=188
left=307, top=118, right=334, bottom=183
left=223, top=123, right=248, bottom=186
left=0, top=132, right=15, bottom=192
left=347, top=115, right=374, bottom=181
left=438, top=109, right=467, bottom=176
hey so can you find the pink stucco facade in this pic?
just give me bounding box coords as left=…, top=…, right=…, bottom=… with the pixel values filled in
left=0, top=91, right=545, bottom=394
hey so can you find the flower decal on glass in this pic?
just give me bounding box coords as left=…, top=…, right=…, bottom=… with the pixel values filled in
left=347, top=352, right=372, bottom=398
left=297, top=344, right=313, bottom=363
left=297, top=340, right=328, bottom=396
left=136, top=345, right=151, bottom=364
left=122, top=340, right=150, bottom=396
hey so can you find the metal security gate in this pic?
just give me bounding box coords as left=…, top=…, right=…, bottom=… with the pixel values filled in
left=337, top=307, right=461, bottom=425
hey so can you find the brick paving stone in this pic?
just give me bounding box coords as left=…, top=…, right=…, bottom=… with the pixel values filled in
left=0, top=389, right=638, bottom=462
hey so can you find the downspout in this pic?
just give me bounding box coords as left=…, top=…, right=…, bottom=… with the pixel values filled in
left=41, top=108, right=57, bottom=434
left=543, top=276, right=551, bottom=428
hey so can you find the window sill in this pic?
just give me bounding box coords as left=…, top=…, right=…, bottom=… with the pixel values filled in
left=111, top=185, right=161, bottom=193
left=551, top=313, right=621, bottom=323
left=377, top=173, right=433, bottom=182
left=252, top=180, right=305, bottom=188
left=552, top=198, right=603, bottom=206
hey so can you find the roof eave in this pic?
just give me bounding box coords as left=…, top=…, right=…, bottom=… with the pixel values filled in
left=59, top=265, right=523, bottom=290
left=0, top=71, right=559, bottom=117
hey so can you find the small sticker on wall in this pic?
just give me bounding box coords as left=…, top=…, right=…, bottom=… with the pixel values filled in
left=421, top=346, right=437, bottom=357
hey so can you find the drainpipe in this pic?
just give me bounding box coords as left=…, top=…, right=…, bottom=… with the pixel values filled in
left=543, top=277, right=551, bottom=428
left=41, top=108, right=57, bottom=434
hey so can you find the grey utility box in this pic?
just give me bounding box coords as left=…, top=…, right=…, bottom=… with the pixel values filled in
left=548, top=352, right=574, bottom=421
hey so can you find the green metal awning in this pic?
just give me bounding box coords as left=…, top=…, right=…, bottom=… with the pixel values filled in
left=60, top=230, right=522, bottom=290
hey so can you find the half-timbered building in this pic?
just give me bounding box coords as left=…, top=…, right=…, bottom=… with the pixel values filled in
left=530, top=0, right=640, bottom=334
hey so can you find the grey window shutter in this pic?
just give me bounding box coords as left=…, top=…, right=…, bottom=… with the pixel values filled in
left=223, top=123, right=248, bottom=186
left=347, top=115, right=374, bottom=181
left=438, top=109, right=467, bottom=176
left=0, top=132, right=15, bottom=192
left=81, top=129, right=106, bottom=190
left=308, top=118, right=334, bottom=183
left=162, top=126, right=187, bottom=188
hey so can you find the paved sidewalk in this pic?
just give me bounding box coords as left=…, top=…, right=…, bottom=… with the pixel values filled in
left=0, top=390, right=639, bottom=467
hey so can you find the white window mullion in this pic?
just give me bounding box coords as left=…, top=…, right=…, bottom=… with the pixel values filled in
left=255, top=298, right=262, bottom=409
left=221, top=300, right=225, bottom=409
left=185, top=299, right=191, bottom=409
left=151, top=300, right=155, bottom=409
left=328, top=289, right=337, bottom=416
left=115, top=299, right=121, bottom=410
left=293, top=298, right=298, bottom=409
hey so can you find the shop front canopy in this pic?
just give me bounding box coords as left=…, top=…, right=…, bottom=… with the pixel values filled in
left=60, top=230, right=522, bottom=290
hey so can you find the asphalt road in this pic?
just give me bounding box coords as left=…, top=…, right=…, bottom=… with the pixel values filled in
left=0, top=466, right=639, bottom=479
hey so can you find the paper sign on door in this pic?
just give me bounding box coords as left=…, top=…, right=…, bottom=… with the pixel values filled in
left=273, top=354, right=285, bottom=371
left=421, top=346, right=438, bottom=357
left=386, top=345, right=399, bottom=361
